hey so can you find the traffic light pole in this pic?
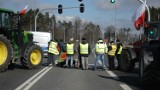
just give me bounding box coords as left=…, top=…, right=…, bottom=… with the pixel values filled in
left=34, top=6, right=84, bottom=40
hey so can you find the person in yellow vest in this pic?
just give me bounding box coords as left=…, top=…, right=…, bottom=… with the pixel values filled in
left=78, top=37, right=91, bottom=70
left=108, top=41, right=117, bottom=70
left=93, top=38, right=106, bottom=71
left=115, top=39, right=123, bottom=70
left=65, top=38, right=75, bottom=68
left=48, top=39, right=60, bottom=66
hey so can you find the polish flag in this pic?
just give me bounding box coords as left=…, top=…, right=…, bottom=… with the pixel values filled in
left=132, top=2, right=146, bottom=30
left=19, top=5, right=28, bottom=15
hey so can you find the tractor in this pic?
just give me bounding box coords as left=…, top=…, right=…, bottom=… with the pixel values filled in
left=120, top=21, right=160, bottom=85
left=0, top=8, right=43, bottom=72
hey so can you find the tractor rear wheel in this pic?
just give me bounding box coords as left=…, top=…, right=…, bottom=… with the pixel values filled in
left=120, top=49, right=135, bottom=72
left=140, top=50, right=160, bottom=85
left=0, top=35, right=13, bottom=72
left=21, top=44, right=43, bottom=69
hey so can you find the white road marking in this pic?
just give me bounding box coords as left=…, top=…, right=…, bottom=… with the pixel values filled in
left=92, top=47, right=132, bottom=90
left=120, top=84, right=132, bottom=90
left=106, top=70, right=119, bottom=80
left=23, top=67, right=52, bottom=90
left=15, top=66, right=52, bottom=90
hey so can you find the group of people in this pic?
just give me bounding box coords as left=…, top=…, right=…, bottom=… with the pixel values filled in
left=47, top=37, right=123, bottom=71
left=93, top=38, right=123, bottom=71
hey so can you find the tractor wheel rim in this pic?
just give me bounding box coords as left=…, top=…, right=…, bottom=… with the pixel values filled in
left=30, top=50, right=41, bottom=65
left=0, top=41, right=7, bottom=65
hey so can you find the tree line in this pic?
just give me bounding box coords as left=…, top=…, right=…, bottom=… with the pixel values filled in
left=20, top=8, right=101, bottom=43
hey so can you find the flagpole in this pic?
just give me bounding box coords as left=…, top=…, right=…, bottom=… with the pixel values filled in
left=138, top=0, right=150, bottom=22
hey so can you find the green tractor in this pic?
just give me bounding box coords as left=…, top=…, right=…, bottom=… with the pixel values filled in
left=0, top=8, right=43, bottom=72
left=120, top=21, right=160, bottom=85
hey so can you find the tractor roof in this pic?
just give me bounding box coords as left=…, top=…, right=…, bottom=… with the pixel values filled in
left=0, top=8, right=14, bottom=13
left=146, top=21, right=160, bottom=25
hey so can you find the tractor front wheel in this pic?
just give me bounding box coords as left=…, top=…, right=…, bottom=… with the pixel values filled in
left=119, top=49, right=135, bottom=72
left=22, top=44, right=43, bottom=69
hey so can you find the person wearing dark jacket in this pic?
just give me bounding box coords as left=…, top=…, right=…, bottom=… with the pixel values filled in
left=78, top=38, right=91, bottom=70
left=115, top=39, right=123, bottom=70
left=108, top=41, right=117, bottom=70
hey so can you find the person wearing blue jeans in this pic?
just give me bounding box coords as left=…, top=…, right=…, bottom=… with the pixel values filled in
left=65, top=56, right=74, bottom=67
left=65, top=38, right=75, bottom=68
left=93, top=38, right=106, bottom=71
left=94, top=54, right=105, bottom=70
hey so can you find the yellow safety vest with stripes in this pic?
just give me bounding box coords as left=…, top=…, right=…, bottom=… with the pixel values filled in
left=96, top=43, right=105, bottom=54
left=108, top=44, right=117, bottom=56
left=80, top=43, right=89, bottom=54
left=48, top=41, right=59, bottom=55
left=66, top=43, right=74, bottom=54
left=117, top=45, right=123, bottom=54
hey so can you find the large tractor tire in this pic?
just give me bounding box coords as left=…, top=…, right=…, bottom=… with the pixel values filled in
left=21, top=44, right=43, bottom=69
left=0, top=35, right=13, bottom=72
left=119, top=49, right=135, bottom=72
left=139, top=50, right=160, bottom=85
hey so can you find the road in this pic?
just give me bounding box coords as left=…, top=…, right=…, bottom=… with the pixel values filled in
left=0, top=52, right=160, bottom=90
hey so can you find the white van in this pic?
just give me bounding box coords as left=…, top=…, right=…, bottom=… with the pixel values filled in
left=30, top=31, right=51, bottom=57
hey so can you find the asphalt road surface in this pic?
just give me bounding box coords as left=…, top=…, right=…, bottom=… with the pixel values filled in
left=0, top=52, right=160, bottom=90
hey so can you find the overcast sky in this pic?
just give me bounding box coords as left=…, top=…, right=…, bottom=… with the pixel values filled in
left=0, top=0, right=159, bottom=33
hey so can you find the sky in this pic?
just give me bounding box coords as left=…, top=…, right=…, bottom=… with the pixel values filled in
left=0, top=0, right=159, bottom=34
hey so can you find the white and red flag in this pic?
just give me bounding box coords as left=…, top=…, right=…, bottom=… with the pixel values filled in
left=132, top=1, right=146, bottom=30
left=19, top=4, right=28, bottom=15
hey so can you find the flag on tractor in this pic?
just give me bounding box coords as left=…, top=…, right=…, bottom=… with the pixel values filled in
left=132, top=1, right=146, bottom=30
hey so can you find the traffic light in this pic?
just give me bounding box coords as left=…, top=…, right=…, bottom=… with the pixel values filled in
left=110, top=0, right=115, bottom=3
left=149, top=31, right=154, bottom=35
left=58, top=4, right=63, bottom=14
left=80, top=3, right=84, bottom=13
left=78, top=0, right=83, bottom=2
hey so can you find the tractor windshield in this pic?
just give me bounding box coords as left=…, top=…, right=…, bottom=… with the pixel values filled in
left=0, top=12, right=18, bottom=30
left=0, top=13, right=10, bottom=29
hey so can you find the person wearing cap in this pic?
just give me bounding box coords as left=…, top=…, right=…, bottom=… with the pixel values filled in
left=115, top=39, right=123, bottom=70
left=65, top=38, right=75, bottom=68
left=78, top=37, right=91, bottom=70
left=93, top=38, right=106, bottom=71
left=108, top=41, right=117, bottom=70
left=48, top=39, right=60, bottom=66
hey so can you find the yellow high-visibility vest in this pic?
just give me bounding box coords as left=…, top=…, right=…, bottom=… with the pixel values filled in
left=48, top=41, right=59, bottom=55
left=108, top=44, right=117, bottom=56
left=117, top=45, right=123, bottom=54
left=96, top=43, right=105, bottom=54
left=66, top=43, right=74, bottom=54
left=80, top=43, right=89, bottom=54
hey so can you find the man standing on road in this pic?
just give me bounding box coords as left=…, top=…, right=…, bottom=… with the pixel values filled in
left=65, top=38, right=75, bottom=68
left=93, top=38, right=106, bottom=71
left=115, top=39, right=123, bottom=70
left=48, top=39, right=60, bottom=66
left=108, top=41, right=117, bottom=70
left=78, top=37, right=91, bottom=70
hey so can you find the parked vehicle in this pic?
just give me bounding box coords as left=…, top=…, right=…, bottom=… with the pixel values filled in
left=30, top=31, right=51, bottom=57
